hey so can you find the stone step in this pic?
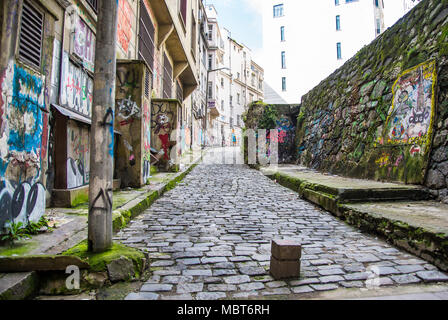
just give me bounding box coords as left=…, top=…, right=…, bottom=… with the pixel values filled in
left=261, top=165, right=429, bottom=202
left=0, top=272, right=38, bottom=300
left=0, top=255, right=90, bottom=272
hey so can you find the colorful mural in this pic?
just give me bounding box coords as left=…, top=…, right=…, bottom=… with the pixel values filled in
left=60, top=52, right=93, bottom=117
left=73, top=17, right=95, bottom=73
left=117, top=0, right=134, bottom=54
left=151, top=102, right=177, bottom=170
left=67, top=122, right=90, bottom=189
left=142, top=101, right=151, bottom=182
left=382, top=60, right=437, bottom=151
left=0, top=62, right=48, bottom=230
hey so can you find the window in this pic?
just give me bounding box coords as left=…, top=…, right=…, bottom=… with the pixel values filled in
left=221, top=78, right=224, bottom=88
left=208, top=82, right=213, bottom=97
left=208, top=24, right=213, bottom=41
left=19, top=1, right=44, bottom=68
left=163, top=52, right=173, bottom=98
left=176, top=80, right=183, bottom=102
left=179, top=0, right=187, bottom=25
left=139, top=1, right=155, bottom=70
left=191, top=13, right=196, bottom=55
left=376, top=18, right=381, bottom=35
left=282, top=77, right=286, bottom=91
left=221, top=100, right=224, bottom=111
left=375, top=0, right=379, bottom=7
left=208, top=54, right=213, bottom=70
left=335, top=0, right=340, bottom=5
left=336, top=15, right=341, bottom=31
left=281, top=51, right=286, bottom=69
left=280, top=26, right=285, bottom=41
left=345, top=0, right=358, bottom=3
left=237, top=93, right=240, bottom=104
left=336, top=42, right=342, bottom=60
left=273, top=4, right=284, bottom=17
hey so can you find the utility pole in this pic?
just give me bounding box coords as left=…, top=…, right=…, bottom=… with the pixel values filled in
left=88, top=0, right=118, bottom=253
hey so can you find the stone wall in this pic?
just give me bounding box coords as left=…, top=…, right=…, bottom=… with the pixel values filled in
left=295, top=0, right=448, bottom=202
left=244, top=102, right=300, bottom=164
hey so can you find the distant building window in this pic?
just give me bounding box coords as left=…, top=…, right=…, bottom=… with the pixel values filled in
left=179, top=0, right=187, bottom=24
left=337, top=42, right=342, bottom=60
left=336, top=15, right=341, bottom=30
left=335, top=0, right=340, bottom=5
left=282, top=77, right=286, bottom=91
left=280, top=26, right=285, bottom=41
left=376, top=18, right=381, bottom=35
left=208, top=24, right=213, bottom=41
left=273, top=4, right=284, bottom=17
left=375, top=0, right=379, bottom=7
left=345, top=0, right=358, bottom=3
left=281, top=51, right=286, bottom=69
left=208, top=54, right=213, bottom=70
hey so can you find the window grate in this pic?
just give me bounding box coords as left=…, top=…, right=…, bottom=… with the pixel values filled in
left=163, top=53, right=172, bottom=99
left=176, top=81, right=183, bottom=102
left=145, top=67, right=151, bottom=98
left=19, top=1, right=43, bottom=68
left=138, top=0, right=155, bottom=70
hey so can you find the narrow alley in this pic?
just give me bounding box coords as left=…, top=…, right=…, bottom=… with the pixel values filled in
left=117, top=148, right=448, bottom=300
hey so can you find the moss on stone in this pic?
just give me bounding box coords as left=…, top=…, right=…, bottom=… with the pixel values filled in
left=0, top=241, right=38, bottom=257
left=62, top=240, right=145, bottom=273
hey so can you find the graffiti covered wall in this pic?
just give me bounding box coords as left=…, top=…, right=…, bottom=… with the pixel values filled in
left=0, top=62, right=48, bottom=229
left=115, top=61, right=150, bottom=187
left=295, top=0, right=448, bottom=201
left=244, top=103, right=299, bottom=164
left=60, top=52, right=93, bottom=117
left=67, top=121, right=90, bottom=189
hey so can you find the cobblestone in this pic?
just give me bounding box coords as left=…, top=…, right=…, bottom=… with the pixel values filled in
left=116, top=158, right=448, bottom=300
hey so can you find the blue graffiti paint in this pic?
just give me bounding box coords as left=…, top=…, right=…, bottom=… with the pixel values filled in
left=8, top=65, right=44, bottom=159
left=108, top=109, right=114, bottom=158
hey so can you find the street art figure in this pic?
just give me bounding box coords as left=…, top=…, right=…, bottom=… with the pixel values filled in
left=154, top=113, right=172, bottom=160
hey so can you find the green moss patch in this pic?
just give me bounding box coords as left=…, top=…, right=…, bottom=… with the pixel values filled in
left=0, top=241, right=38, bottom=257
left=62, top=240, right=145, bottom=274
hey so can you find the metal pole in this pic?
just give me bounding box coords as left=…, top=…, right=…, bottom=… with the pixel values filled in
left=88, top=0, right=118, bottom=253
left=204, top=71, right=210, bottom=147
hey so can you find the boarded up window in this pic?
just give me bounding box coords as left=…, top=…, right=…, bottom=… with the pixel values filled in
left=163, top=53, right=172, bottom=99
left=19, top=1, right=43, bottom=68
left=138, top=0, right=155, bottom=70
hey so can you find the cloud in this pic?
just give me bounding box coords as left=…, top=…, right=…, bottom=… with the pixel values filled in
left=243, top=0, right=263, bottom=15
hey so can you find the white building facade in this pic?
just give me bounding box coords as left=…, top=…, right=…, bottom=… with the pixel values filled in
left=262, top=0, right=386, bottom=103
left=205, top=5, right=264, bottom=147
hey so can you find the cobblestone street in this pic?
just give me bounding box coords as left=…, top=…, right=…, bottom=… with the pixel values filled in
left=117, top=149, right=448, bottom=300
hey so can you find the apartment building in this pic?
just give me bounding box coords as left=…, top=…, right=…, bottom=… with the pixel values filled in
left=262, top=0, right=386, bottom=103
left=205, top=5, right=264, bottom=147
left=0, top=0, right=200, bottom=227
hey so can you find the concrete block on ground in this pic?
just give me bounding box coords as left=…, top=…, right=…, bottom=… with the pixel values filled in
left=270, top=256, right=301, bottom=280
left=271, top=240, right=302, bottom=260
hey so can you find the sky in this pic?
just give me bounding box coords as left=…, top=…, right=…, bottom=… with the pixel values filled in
left=204, top=0, right=263, bottom=60
left=204, top=0, right=408, bottom=63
